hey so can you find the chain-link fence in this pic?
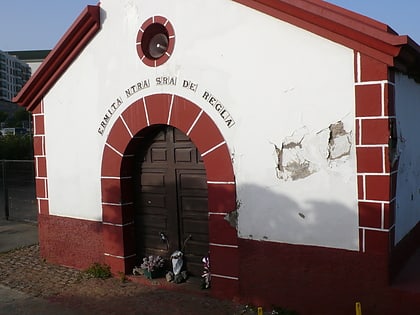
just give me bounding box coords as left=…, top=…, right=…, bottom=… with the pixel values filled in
left=0, top=160, right=37, bottom=222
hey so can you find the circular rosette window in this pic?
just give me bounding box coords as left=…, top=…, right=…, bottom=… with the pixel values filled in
left=136, top=16, right=175, bottom=67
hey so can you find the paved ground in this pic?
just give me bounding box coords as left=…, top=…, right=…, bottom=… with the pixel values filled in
left=0, top=219, right=38, bottom=253
left=0, top=284, right=84, bottom=315
left=0, top=220, right=256, bottom=315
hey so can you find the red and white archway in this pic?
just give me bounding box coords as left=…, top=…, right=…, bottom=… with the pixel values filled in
left=100, top=94, right=239, bottom=298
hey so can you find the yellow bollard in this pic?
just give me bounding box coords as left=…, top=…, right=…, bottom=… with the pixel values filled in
left=355, top=302, right=362, bottom=315
left=257, top=306, right=263, bottom=315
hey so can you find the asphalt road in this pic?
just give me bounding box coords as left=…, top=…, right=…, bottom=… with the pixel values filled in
left=0, top=220, right=87, bottom=315
left=0, top=219, right=38, bottom=252
left=0, top=284, right=89, bottom=315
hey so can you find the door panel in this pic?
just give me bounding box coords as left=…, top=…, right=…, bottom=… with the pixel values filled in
left=176, top=168, right=208, bottom=275
left=135, top=126, right=208, bottom=276
left=136, top=169, right=169, bottom=254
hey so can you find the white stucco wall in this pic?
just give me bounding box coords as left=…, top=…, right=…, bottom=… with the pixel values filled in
left=394, top=73, right=420, bottom=243
left=43, top=0, right=358, bottom=250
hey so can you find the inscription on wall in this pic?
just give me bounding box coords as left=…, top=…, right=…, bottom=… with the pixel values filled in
left=98, top=76, right=235, bottom=135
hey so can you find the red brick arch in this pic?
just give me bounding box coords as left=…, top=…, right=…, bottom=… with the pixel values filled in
left=100, top=94, right=239, bottom=299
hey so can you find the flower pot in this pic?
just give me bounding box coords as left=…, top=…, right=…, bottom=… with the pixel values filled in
left=143, top=269, right=162, bottom=279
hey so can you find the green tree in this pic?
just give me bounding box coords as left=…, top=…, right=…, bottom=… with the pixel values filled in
left=0, top=135, right=33, bottom=160
left=8, top=108, right=30, bottom=128
left=14, top=108, right=30, bottom=122
left=0, top=111, right=7, bottom=124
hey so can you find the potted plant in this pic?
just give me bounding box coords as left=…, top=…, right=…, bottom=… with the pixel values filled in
left=138, top=255, right=165, bottom=279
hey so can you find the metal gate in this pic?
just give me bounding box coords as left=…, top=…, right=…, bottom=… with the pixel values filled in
left=0, top=160, right=37, bottom=222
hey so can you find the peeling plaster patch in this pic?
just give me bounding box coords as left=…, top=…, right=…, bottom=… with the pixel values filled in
left=224, top=210, right=238, bottom=229
left=274, top=122, right=352, bottom=181
left=327, top=121, right=352, bottom=162
left=389, top=119, right=401, bottom=167
left=274, top=128, right=317, bottom=181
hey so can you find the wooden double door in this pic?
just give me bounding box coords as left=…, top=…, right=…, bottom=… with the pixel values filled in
left=134, top=125, right=209, bottom=276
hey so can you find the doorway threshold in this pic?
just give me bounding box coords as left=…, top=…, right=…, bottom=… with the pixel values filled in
left=128, top=274, right=210, bottom=296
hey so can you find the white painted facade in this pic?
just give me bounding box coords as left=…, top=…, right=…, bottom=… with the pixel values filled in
left=43, top=0, right=358, bottom=250
left=394, top=72, right=420, bottom=243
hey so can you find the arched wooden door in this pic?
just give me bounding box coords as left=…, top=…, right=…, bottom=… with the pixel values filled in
left=134, top=125, right=209, bottom=276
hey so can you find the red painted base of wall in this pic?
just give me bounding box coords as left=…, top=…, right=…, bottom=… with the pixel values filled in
left=38, top=214, right=104, bottom=270
left=238, top=239, right=420, bottom=315
left=390, top=221, right=420, bottom=280
left=38, top=214, right=420, bottom=314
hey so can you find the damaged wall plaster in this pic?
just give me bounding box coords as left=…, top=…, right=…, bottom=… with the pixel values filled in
left=224, top=210, right=238, bottom=229
left=275, top=143, right=314, bottom=180
left=388, top=119, right=401, bottom=167
left=274, top=121, right=352, bottom=181
left=327, top=121, right=352, bottom=162
left=274, top=128, right=316, bottom=181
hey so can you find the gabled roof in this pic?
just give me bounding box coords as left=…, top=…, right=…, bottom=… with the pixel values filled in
left=233, top=0, right=420, bottom=68
left=13, top=1, right=420, bottom=110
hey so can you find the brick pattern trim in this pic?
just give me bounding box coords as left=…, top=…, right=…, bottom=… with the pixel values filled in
left=32, top=100, right=49, bottom=215
left=101, top=94, right=239, bottom=299
left=355, top=52, right=395, bottom=254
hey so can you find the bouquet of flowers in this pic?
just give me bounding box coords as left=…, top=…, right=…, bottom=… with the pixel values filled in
left=201, top=256, right=211, bottom=289
left=140, top=255, right=165, bottom=272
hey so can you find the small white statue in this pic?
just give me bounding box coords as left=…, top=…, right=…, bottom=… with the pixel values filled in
left=171, top=250, right=183, bottom=275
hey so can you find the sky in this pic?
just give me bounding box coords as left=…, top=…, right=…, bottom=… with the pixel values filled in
left=0, top=0, right=420, bottom=51
left=0, top=0, right=96, bottom=51
left=327, top=0, right=420, bottom=42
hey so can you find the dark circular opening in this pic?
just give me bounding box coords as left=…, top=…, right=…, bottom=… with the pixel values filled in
left=142, top=23, right=169, bottom=60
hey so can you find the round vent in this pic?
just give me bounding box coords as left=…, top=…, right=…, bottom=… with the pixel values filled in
left=137, top=17, right=175, bottom=67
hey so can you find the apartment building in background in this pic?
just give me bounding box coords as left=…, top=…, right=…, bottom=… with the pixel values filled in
left=7, top=50, right=50, bottom=75
left=0, top=50, right=32, bottom=101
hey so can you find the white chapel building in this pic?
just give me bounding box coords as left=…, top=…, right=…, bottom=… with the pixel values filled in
left=14, top=1, right=420, bottom=313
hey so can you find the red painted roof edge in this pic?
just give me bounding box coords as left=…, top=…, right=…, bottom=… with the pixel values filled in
left=233, top=0, right=420, bottom=75
left=13, top=5, right=101, bottom=110
left=305, top=0, right=395, bottom=33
